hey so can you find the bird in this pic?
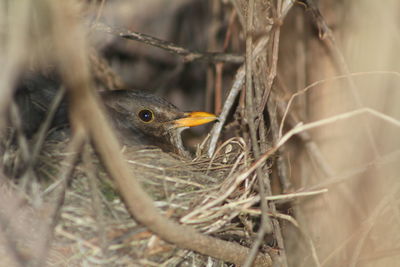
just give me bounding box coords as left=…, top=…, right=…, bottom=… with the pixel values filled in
left=99, top=89, right=216, bottom=155
left=13, top=71, right=217, bottom=156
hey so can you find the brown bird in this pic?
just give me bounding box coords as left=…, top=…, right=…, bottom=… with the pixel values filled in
left=14, top=72, right=217, bottom=155
left=100, top=89, right=216, bottom=155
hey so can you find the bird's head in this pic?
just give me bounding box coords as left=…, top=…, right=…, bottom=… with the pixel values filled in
left=100, top=90, right=217, bottom=155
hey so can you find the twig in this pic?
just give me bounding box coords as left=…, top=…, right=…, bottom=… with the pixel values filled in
left=231, top=107, right=400, bottom=200
left=278, top=108, right=400, bottom=149
left=93, top=22, right=244, bottom=64
left=306, top=149, right=400, bottom=192
left=264, top=188, right=328, bottom=201
left=214, top=8, right=237, bottom=115
left=55, top=226, right=101, bottom=252
left=279, top=71, right=400, bottom=139
left=277, top=92, right=367, bottom=224
left=269, top=99, right=292, bottom=192
left=205, top=137, right=246, bottom=175
left=346, top=247, right=400, bottom=265
left=242, top=0, right=273, bottom=266
left=94, top=0, right=106, bottom=24
left=89, top=49, right=125, bottom=90
left=180, top=169, right=256, bottom=223
left=301, top=0, right=381, bottom=157
left=9, top=101, right=32, bottom=175
left=30, top=86, right=66, bottom=169
left=83, top=143, right=107, bottom=254
left=207, top=65, right=245, bottom=157
left=263, top=21, right=292, bottom=264
left=206, top=36, right=271, bottom=157
left=298, top=0, right=331, bottom=39
left=34, top=131, right=85, bottom=267
left=263, top=2, right=292, bottom=194
left=9, top=101, right=39, bottom=191
left=246, top=0, right=291, bottom=265
left=321, top=185, right=399, bottom=266
left=277, top=100, right=335, bottom=177
left=206, top=0, right=295, bottom=157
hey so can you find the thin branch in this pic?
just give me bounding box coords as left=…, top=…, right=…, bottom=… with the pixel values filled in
left=347, top=247, right=400, bottom=265
left=9, top=101, right=32, bottom=175
left=279, top=71, right=400, bottom=139
left=93, top=22, right=244, bottom=64
left=259, top=1, right=290, bottom=265
left=94, top=0, right=106, bottom=23
left=269, top=99, right=292, bottom=191
left=206, top=0, right=295, bottom=157
left=243, top=0, right=272, bottom=266
left=302, top=0, right=381, bottom=157
left=306, top=149, right=400, bottom=192
left=9, top=101, right=39, bottom=191
left=264, top=188, right=328, bottom=201
left=207, top=36, right=271, bottom=157
left=234, top=107, right=400, bottom=196
left=321, top=185, right=400, bottom=266
left=83, top=143, right=107, bottom=254
left=278, top=108, right=400, bottom=149
left=298, top=0, right=331, bottom=39
left=30, top=87, right=66, bottom=170
left=245, top=0, right=291, bottom=265
left=34, top=131, right=85, bottom=267
left=207, top=65, right=245, bottom=157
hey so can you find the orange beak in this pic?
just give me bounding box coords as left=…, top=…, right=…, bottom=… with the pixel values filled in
left=173, top=111, right=218, bottom=128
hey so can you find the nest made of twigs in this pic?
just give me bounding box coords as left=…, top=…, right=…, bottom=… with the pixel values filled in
left=1, top=132, right=268, bottom=266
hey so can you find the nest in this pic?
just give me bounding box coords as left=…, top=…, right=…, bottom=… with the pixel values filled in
left=2, top=133, right=267, bottom=266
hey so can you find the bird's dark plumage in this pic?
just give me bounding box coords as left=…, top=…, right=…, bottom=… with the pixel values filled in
left=12, top=71, right=216, bottom=155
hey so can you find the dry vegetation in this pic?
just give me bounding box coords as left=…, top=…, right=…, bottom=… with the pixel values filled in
left=1, top=0, right=400, bottom=266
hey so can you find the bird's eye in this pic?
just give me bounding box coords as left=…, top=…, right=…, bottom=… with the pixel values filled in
left=138, top=109, right=154, bottom=122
